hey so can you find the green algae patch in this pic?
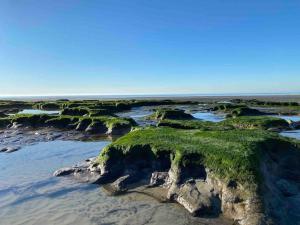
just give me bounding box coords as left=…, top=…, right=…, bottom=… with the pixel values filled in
left=157, top=116, right=289, bottom=131
left=149, top=108, right=194, bottom=121
left=98, top=127, right=296, bottom=188
left=158, top=119, right=232, bottom=130
left=212, top=104, right=265, bottom=117
left=221, top=116, right=289, bottom=130
left=6, top=113, right=136, bottom=134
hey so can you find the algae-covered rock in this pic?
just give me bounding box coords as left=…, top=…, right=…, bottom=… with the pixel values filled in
left=96, top=127, right=300, bottom=224
left=61, top=107, right=89, bottom=116
left=150, top=108, right=194, bottom=121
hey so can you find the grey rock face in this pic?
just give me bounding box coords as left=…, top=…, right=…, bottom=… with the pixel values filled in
left=149, top=172, right=169, bottom=187
left=0, top=146, right=21, bottom=153
left=53, top=167, right=77, bottom=176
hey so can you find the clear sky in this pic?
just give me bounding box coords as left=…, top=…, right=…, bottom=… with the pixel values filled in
left=1, top=0, right=300, bottom=96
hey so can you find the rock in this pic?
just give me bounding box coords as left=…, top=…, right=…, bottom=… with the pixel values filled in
left=149, top=172, right=169, bottom=187
left=47, top=133, right=62, bottom=140
left=85, top=122, right=107, bottom=134
left=276, top=179, right=298, bottom=196
left=0, top=146, right=21, bottom=153
left=0, top=147, right=7, bottom=152
left=53, top=167, right=76, bottom=176
left=109, top=175, right=132, bottom=194
left=291, top=121, right=300, bottom=129
left=106, top=124, right=131, bottom=135
left=175, top=181, right=214, bottom=216
left=10, top=122, right=23, bottom=129
left=75, top=119, right=91, bottom=131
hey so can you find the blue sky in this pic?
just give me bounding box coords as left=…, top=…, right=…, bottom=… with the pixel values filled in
left=0, top=0, right=300, bottom=96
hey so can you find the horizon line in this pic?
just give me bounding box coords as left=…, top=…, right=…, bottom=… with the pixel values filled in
left=1, top=92, right=300, bottom=98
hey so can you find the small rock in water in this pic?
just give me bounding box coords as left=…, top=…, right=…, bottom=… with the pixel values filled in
left=53, top=167, right=76, bottom=177
left=0, top=146, right=21, bottom=153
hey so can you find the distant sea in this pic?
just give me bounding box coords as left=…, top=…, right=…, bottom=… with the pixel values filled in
left=0, top=93, right=299, bottom=101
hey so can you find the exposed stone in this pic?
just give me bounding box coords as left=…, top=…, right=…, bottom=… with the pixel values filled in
left=109, top=175, right=132, bottom=194
left=149, top=171, right=169, bottom=187
left=53, top=167, right=76, bottom=176
left=175, top=181, right=214, bottom=216
left=0, top=146, right=21, bottom=153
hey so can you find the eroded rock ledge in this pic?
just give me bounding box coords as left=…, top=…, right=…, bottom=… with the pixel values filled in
left=54, top=127, right=300, bottom=225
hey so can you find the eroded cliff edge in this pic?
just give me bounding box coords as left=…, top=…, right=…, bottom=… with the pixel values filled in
left=55, top=126, right=300, bottom=225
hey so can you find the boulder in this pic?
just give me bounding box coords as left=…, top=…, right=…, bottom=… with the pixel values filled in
left=109, top=175, right=132, bottom=194
left=85, top=121, right=107, bottom=134
left=173, top=180, right=214, bottom=216
left=149, top=171, right=169, bottom=187
left=53, top=167, right=76, bottom=176
left=0, top=146, right=21, bottom=153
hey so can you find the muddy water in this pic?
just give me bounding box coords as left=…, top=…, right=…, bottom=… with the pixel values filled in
left=0, top=138, right=232, bottom=225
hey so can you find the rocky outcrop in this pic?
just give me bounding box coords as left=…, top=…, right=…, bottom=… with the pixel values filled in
left=54, top=156, right=266, bottom=225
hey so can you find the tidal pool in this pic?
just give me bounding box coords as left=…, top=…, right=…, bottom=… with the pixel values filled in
left=192, top=112, right=225, bottom=122
left=280, top=130, right=300, bottom=140
left=275, top=115, right=300, bottom=122
left=0, top=139, right=231, bottom=225
left=17, top=109, right=60, bottom=115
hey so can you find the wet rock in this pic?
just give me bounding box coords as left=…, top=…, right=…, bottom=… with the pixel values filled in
left=109, top=175, right=132, bottom=194
left=85, top=122, right=107, bottom=134
left=291, top=121, right=300, bottom=129
left=174, top=180, right=214, bottom=216
left=149, top=172, right=169, bottom=187
left=10, top=122, right=23, bottom=129
left=53, top=167, right=76, bottom=176
left=76, top=119, right=92, bottom=131
left=0, top=146, right=21, bottom=153
left=47, top=133, right=62, bottom=140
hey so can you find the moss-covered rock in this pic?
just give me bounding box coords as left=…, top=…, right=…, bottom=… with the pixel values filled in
left=158, top=119, right=232, bottom=131
left=34, top=102, right=61, bottom=110
left=98, top=127, right=298, bottom=188
left=221, top=116, right=289, bottom=130
left=11, top=114, right=53, bottom=127
left=150, top=108, right=194, bottom=121
left=61, top=107, right=89, bottom=116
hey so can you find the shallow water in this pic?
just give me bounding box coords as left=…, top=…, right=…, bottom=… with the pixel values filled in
left=275, top=115, right=300, bottom=122
left=0, top=139, right=232, bottom=225
left=17, top=109, right=60, bottom=115
left=192, top=112, right=225, bottom=122
left=280, top=130, right=300, bottom=140
left=116, top=107, right=154, bottom=126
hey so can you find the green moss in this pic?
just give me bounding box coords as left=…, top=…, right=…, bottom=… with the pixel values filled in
left=34, top=102, right=61, bottom=110
left=11, top=114, right=53, bottom=127
left=149, top=108, right=194, bottom=121
left=158, top=119, right=232, bottom=131
left=61, top=107, right=89, bottom=116
left=99, top=127, right=297, bottom=188
left=221, top=116, right=289, bottom=130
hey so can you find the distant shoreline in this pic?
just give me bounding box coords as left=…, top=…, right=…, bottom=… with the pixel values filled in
left=1, top=93, right=300, bottom=102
